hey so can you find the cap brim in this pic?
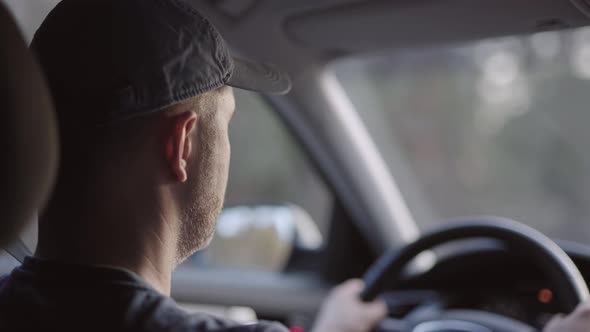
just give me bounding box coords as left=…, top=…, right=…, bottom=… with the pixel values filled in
left=227, top=57, right=292, bottom=95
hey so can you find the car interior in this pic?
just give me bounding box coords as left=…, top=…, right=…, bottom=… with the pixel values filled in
left=4, top=0, right=590, bottom=331
left=0, top=2, right=57, bottom=252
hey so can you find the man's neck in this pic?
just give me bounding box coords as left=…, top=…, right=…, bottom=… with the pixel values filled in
left=36, top=200, right=179, bottom=295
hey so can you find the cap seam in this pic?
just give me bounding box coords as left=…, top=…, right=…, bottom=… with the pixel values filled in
left=165, top=0, right=233, bottom=86
left=167, top=0, right=201, bottom=18
left=203, top=16, right=234, bottom=78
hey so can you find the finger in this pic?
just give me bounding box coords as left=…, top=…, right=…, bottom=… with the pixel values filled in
left=573, top=301, right=590, bottom=317
left=342, top=279, right=365, bottom=294
left=544, top=314, right=564, bottom=330
left=363, top=299, right=388, bottom=324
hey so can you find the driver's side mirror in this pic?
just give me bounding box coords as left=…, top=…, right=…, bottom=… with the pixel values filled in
left=197, top=204, right=323, bottom=272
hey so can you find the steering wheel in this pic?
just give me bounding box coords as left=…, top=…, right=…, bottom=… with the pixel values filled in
left=361, top=217, right=590, bottom=332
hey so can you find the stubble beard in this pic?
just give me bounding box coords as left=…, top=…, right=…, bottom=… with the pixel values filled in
left=175, top=122, right=228, bottom=265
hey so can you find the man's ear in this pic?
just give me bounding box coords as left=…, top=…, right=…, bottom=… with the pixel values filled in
left=165, top=111, right=198, bottom=183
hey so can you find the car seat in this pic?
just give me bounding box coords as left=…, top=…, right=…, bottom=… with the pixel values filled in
left=0, top=2, right=58, bottom=249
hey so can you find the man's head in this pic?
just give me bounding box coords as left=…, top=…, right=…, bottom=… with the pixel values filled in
left=42, top=85, right=234, bottom=264
left=123, top=85, right=236, bottom=262
left=31, top=0, right=289, bottom=269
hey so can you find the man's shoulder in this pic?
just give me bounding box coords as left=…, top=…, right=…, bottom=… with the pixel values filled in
left=0, top=261, right=289, bottom=332
left=73, top=282, right=289, bottom=332
left=184, top=315, right=289, bottom=332
left=143, top=297, right=289, bottom=332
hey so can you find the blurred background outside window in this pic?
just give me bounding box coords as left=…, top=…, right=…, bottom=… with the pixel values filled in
left=335, top=29, right=590, bottom=243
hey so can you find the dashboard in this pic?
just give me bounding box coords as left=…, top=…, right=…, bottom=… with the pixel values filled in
left=380, top=239, right=590, bottom=329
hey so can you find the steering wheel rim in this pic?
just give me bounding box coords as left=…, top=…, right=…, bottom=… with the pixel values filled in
left=361, top=217, right=589, bottom=314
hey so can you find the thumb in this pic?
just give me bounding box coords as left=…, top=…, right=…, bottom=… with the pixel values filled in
left=362, top=299, right=388, bottom=325
left=543, top=314, right=564, bottom=332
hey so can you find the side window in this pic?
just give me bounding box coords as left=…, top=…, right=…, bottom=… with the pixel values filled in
left=182, top=90, right=334, bottom=272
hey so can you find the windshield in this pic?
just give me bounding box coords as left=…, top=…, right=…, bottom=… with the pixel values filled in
left=334, top=28, right=590, bottom=244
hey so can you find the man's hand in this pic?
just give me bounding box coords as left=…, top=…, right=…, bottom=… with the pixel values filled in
left=311, top=279, right=387, bottom=332
left=544, top=302, right=590, bottom=332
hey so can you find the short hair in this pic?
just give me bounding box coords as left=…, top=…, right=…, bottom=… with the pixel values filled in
left=56, top=87, right=225, bottom=178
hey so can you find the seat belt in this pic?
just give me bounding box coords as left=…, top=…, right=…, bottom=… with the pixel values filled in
left=3, top=238, right=31, bottom=264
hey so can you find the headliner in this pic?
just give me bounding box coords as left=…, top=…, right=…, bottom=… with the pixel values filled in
left=193, top=0, right=590, bottom=76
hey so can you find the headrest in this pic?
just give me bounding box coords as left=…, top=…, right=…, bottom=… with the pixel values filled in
left=0, top=3, right=58, bottom=246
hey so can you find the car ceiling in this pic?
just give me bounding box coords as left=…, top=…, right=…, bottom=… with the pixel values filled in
left=193, top=0, right=590, bottom=81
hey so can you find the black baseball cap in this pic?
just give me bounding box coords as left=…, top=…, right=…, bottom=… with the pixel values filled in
left=31, top=0, right=291, bottom=125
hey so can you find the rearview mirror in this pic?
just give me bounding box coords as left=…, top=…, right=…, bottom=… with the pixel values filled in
left=199, top=204, right=323, bottom=271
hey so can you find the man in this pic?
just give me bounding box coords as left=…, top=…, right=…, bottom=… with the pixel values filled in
left=0, top=0, right=386, bottom=331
